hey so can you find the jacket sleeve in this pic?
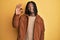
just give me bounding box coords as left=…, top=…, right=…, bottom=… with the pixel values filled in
left=12, top=13, right=20, bottom=29
left=40, top=18, right=45, bottom=40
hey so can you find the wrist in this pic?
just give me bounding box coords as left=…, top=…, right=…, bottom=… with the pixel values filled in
left=14, top=13, right=20, bottom=16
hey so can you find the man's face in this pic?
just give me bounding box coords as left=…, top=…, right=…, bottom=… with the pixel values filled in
left=28, top=3, right=34, bottom=13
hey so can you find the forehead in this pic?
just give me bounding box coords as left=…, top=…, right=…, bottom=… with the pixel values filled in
left=28, top=3, right=33, bottom=6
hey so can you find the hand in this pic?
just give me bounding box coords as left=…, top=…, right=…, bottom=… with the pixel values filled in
left=15, top=4, right=23, bottom=15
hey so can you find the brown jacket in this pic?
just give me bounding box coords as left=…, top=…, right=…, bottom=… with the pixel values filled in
left=12, top=14, right=45, bottom=40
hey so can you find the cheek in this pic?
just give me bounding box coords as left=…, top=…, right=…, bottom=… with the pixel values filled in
left=31, top=7, right=34, bottom=10
left=28, top=7, right=30, bottom=11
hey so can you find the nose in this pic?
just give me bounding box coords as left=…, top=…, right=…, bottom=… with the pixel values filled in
left=29, top=6, right=34, bottom=11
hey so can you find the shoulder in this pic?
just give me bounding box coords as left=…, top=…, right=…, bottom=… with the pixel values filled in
left=37, top=15, right=44, bottom=22
left=19, top=14, right=27, bottom=20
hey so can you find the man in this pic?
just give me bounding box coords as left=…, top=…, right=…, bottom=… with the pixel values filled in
left=12, top=1, right=45, bottom=40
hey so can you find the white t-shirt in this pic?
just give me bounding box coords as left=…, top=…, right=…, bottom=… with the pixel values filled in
left=26, top=16, right=36, bottom=40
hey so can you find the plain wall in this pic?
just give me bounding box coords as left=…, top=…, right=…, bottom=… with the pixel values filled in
left=0, top=0, right=60, bottom=40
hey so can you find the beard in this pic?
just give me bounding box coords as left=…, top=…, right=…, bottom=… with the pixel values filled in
left=28, top=10, right=35, bottom=16
left=29, top=9, right=34, bottom=13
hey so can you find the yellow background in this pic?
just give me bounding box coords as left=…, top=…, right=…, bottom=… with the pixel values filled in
left=0, top=0, right=60, bottom=40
